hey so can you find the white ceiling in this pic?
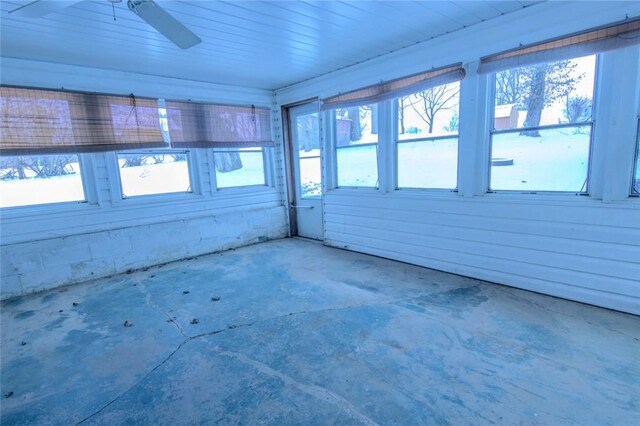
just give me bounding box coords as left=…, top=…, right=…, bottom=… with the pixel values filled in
left=0, top=0, right=541, bottom=90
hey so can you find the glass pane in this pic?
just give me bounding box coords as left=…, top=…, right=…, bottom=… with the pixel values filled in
left=337, top=145, right=377, bottom=187
left=335, top=105, right=378, bottom=146
left=335, top=105, right=378, bottom=187
left=398, top=138, right=458, bottom=189
left=493, top=55, right=595, bottom=131
left=296, top=112, right=320, bottom=152
left=634, top=121, right=640, bottom=195
left=300, top=157, right=321, bottom=197
left=118, top=152, right=190, bottom=197
left=0, top=155, right=84, bottom=207
left=215, top=149, right=265, bottom=188
left=296, top=112, right=321, bottom=198
left=398, top=81, right=460, bottom=141
left=490, top=126, right=591, bottom=192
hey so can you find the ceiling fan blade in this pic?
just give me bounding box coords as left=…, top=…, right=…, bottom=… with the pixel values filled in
left=127, top=0, right=201, bottom=49
left=9, top=0, right=79, bottom=18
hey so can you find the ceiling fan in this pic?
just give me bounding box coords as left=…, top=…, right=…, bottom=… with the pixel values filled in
left=8, top=0, right=202, bottom=49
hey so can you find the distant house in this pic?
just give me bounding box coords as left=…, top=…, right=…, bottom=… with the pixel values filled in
left=494, top=103, right=518, bottom=130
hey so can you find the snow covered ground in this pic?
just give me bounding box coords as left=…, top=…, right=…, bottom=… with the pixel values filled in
left=337, top=145, right=379, bottom=187
left=398, top=138, right=458, bottom=189
left=490, top=128, right=590, bottom=192
left=0, top=172, right=84, bottom=208
left=298, top=149, right=321, bottom=197
left=119, top=160, right=191, bottom=197
left=332, top=129, right=591, bottom=192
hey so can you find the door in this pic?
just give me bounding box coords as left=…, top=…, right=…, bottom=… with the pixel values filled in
left=289, top=102, right=323, bottom=240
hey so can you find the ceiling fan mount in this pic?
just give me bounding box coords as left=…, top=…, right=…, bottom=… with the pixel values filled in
left=8, top=0, right=202, bottom=50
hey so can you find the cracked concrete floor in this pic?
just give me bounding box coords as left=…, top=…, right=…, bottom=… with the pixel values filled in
left=1, top=238, right=639, bottom=425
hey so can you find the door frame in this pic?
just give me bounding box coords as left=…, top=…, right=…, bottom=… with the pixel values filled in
left=282, top=97, right=321, bottom=238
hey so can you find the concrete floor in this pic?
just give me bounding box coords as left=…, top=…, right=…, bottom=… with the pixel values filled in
left=1, top=238, right=639, bottom=425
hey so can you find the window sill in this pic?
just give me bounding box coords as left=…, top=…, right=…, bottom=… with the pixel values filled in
left=480, top=191, right=640, bottom=209
left=117, top=191, right=199, bottom=205
left=215, top=184, right=272, bottom=193
left=0, top=200, right=97, bottom=220
left=396, top=187, right=458, bottom=193
left=325, top=188, right=640, bottom=209
left=333, top=186, right=379, bottom=191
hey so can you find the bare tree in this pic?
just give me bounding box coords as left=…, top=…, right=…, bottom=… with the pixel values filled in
left=521, top=66, right=548, bottom=136
left=347, top=107, right=362, bottom=141
left=444, top=113, right=459, bottom=133
left=170, top=153, right=187, bottom=162
left=121, top=155, right=150, bottom=168
left=212, top=111, right=244, bottom=173
left=0, top=155, right=76, bottom=179
left=409, top=84, right=460, bottom=134
left=398, top=96, right=410, bottom=134
left=495, top=60, right=583, bottom=137
left=215, top=152, right=243, bottom=172
left=0, top=157, right=27, bottom=180
left=564, top=95, right=592, bottom=123
left=367, top=104, right=378, bottom=135
left=150, top=154, right=166, bottom=164
left=495, top=68, right=523, bottom=105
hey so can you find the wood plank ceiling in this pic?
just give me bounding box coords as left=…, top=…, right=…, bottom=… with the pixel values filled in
left=1, top=1, right=540, bottom=90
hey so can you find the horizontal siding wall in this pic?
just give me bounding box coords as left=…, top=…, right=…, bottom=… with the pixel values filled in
left=0, top=59, right=288, bottom=299
left=277, top=2, right=640, bottom=315
left=323, top=191, right=639, bottom=314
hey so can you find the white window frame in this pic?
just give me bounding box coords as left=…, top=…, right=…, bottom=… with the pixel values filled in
left=109, top=148, right=199, bottom=203
left=394, top=81, right=461, bottom=192
left=323, top=110, right=337, bottom=191
left=212, top=147, right=269, bottom=190
left=486, top=55, right=599, bottom=195
left=457, top=64, right=491, bottom=198
left=332, top=105, right=382, bottom=190
left=0, top=152, right=96, bottom=212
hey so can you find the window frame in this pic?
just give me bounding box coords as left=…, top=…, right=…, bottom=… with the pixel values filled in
left=486, top=54, right=600, bottom=195
left=0, top=152, right=94, bottom=211
left=112, top=148, right=198, bottom=201
left=212, top=147, right=269, bottom=190
left=333, top=106, right=381, bottom=189
left=394, top=80, right=461, bottom=192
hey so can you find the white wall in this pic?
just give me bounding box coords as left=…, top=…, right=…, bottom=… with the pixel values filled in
left=276, top=2, right=640, bottom=314
left=0, top=59, right=288, bottom=299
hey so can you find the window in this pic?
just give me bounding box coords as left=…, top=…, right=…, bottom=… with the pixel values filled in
left=0, top=154, right=85, bottom=208
left=214, top=148, right=265, bottom=188
left=632, top=118, right=640, bottom=195
left=117, top=150, right=191, bottom=197
left=397, top=81, right=460, bottom=189
left=489, top=55, right=596, bottom=192
left=322, top=64, right=464, bottom=190
left=335, top=104, right=379, bottom=187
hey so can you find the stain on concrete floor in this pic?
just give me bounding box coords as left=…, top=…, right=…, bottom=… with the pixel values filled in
left=1, top=238, right=639, bottom=425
